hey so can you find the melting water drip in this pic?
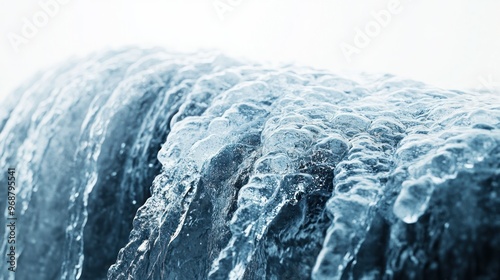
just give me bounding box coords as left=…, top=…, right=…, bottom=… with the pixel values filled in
left=0, top=49, right=499, bottom=280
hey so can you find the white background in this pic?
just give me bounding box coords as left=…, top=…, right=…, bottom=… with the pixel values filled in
left=1, top=0, right=499, bottom=102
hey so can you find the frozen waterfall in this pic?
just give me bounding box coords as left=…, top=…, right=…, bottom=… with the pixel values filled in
left=0, top=49, right=499, bottom=280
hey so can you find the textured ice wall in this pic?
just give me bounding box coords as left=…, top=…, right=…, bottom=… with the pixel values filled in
left=0, top=49, right=499, bottom=280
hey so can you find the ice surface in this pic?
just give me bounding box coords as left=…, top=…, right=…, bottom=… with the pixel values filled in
left=0, top=49, right=499, bottom=280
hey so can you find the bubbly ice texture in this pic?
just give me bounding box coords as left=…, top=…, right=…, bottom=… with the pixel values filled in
left=0, top=49, right=499, bottom=279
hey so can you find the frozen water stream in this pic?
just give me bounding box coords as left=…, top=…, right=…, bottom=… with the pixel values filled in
left=0, top=49, right=499, bottom=279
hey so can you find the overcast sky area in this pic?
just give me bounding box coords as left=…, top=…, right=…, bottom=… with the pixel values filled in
left=1, top=0, right=499, bottom=102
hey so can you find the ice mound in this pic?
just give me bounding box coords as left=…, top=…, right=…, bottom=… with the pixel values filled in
left=0, top=49, right=499, bottom=279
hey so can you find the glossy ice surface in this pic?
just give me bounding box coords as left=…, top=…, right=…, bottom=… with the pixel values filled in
left=0, top=49, right=499, bottom=279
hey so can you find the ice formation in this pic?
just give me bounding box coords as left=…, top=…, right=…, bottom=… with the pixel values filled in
left=0, top=49, right=499, bottom=279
